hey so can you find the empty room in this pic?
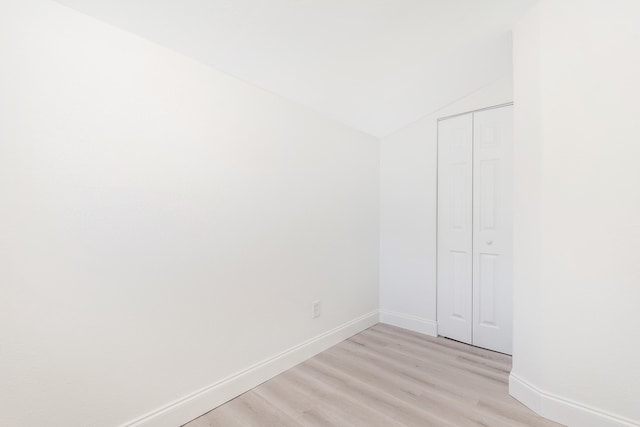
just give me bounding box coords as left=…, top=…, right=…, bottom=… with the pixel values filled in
left=1, top=0, right=639, bottom=426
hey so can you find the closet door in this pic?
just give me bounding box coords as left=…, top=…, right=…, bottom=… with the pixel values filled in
left=472, top=106, right=513, bottom=354
left=437, top=114, right=473, bottom=344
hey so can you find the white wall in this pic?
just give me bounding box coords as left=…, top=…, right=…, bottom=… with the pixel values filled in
left=379, top=76, right=513, bottom=335
left=510, top=1, right=640, bottom=426
left=0, top=1, right=379, bottom=426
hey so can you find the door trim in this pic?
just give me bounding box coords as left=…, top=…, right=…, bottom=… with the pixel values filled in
left=437, top=102, right=514, bottom=122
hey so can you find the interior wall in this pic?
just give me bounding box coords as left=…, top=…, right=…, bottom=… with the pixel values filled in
left=510, top=1, right=640, bottom=425
left=0, top=1, right=379, bottom=426
left=379, top=76, right=513, bottom=335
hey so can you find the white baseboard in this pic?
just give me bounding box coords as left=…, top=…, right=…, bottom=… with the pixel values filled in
left=509, top=373, right=639, bottom=427
left=379, top=310, right=437, bottom=337
left=120, top=311, right=379, bottom=427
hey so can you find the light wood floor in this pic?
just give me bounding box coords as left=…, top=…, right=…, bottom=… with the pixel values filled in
left=185, top=324, right=563, bottom=427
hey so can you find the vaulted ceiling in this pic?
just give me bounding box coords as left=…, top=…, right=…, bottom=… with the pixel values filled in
left=54, top=0, right=536, bottom=137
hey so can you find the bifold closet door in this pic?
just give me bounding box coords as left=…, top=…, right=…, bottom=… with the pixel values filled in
left=437, top=105, right=513, bottom=354
left=436, top=113, right=473, bottom=345
left=472, top=106, right=513, bottom=355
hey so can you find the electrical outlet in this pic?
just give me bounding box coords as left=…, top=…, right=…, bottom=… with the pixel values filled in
left=311, top=300, right=321, bottom=319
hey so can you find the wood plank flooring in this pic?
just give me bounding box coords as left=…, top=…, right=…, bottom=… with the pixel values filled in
left=184, top=324, right=563, bottom=427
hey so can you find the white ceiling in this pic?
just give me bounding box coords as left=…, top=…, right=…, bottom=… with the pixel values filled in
left=54, top=0, right=536, bottom=137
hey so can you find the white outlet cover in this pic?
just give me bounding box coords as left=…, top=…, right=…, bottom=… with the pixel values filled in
left=312, top=301, right=321, bottom=319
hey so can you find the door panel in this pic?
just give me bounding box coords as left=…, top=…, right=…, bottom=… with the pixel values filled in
left=472, top=106, right=513, bottom=354
left=478, top=253, right=498, bottom=326
left=437, top=114, right=473, bottom=344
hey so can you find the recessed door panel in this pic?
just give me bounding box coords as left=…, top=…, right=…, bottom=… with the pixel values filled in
left=479, top=159, right=499, bottom=231
left=478, top=253, right=498, bottom=326
left=451, top=163, right=469, bottom=230
left=450, top=251, right=468, bottom=319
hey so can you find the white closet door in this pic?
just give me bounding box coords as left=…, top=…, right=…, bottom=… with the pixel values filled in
left=437, top=114, right=473, bottom=344
left=472, top=106, right=513, bottom=355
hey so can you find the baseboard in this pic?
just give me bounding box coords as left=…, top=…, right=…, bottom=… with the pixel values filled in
left=509, top=373, right=639, bottom=427
left=120, top=310, right=379, bottom=427
left=379, top=309, right=437, bottom=337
